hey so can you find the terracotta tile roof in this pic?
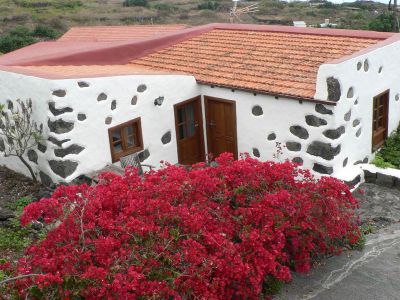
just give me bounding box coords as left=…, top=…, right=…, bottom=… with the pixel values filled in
left=130, top=28, right=382, bottom=99
left=58, top=25, right=187, bottom=42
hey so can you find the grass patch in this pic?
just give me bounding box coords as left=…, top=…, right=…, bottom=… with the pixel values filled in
left=0, top=197, right=34, bottom=253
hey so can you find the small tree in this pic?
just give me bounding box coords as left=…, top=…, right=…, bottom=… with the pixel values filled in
left=0, top=99, right=43, bottom=181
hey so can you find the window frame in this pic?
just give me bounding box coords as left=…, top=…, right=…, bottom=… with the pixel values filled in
left=108, top=117, right=144, bottom=163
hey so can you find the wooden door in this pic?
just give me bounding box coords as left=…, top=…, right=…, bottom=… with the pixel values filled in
left=372, top=90, right=389, bottom=151
left=174, top=97, right=205, bottom=165
left=205, top=97, right=238, bottom=160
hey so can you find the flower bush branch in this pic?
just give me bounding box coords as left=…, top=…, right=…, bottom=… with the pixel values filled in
left=5, top=153, right=360, bottom=299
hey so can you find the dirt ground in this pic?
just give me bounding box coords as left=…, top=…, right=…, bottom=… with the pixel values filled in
left=0, top=166, right=43, bottom=208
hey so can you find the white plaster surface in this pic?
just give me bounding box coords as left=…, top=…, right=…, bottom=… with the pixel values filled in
left=315, top=39, right=400, bottom=177
left=2, top=39, right=400, bottom=184
left=0, top=71, right=200, bottom=183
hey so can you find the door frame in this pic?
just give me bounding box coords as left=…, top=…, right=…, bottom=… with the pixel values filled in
left=204, top=96, right=238, bottom=160
left=371, top=89, right=389, bottom=152
left=174, top=95, right=205, bottom=164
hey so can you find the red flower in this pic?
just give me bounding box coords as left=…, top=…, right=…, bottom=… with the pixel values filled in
left=10, top=153, right=359, bottom=299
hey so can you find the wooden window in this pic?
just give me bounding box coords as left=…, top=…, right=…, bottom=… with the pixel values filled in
left=108, top=118, right=143, bottom=162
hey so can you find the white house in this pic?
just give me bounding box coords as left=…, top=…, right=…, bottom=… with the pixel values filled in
left=0, top=23, right=400, bottom=186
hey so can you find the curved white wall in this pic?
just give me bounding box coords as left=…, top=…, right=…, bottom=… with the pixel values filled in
left=315, top=39, right=400, bottom=179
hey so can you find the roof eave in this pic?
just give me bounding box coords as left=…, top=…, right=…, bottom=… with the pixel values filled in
left=198, top=81, right=337, bottom=106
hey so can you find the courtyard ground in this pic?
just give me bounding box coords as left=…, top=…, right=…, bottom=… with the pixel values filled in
left=277, top=183, right=400, bottom=300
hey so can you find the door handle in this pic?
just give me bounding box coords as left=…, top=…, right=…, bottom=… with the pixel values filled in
left=209, top=121, right=216, bottom=127
left=194, top=123, right=199, bottom=127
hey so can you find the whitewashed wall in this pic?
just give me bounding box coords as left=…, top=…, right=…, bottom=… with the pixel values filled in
left=0, top=72, right=200, bottom=184
left=3, top=40, right=400, bottom=185
left=315, top=39, right=400, bottom=180
left=0, top=71, right=53, bottom=179
left=200, top=86, right=335, bottom=174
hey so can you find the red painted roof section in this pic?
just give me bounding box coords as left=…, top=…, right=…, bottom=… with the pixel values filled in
left=0, top=23, right=397, bottom=99
left=58, top=25, right=187, bottom=42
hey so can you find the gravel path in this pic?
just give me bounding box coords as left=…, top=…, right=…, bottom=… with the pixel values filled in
left=276, top=183, right=400, bottom=300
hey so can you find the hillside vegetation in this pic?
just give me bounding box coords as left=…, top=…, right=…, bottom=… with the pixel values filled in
left=0, top=0, right=393, bottom=53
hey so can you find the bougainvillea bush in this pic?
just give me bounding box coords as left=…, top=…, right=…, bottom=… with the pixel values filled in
left=3, top=153, right=360, bottom=299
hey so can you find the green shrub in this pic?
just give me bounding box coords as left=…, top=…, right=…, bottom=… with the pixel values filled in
left=0, top=24, right=59, bottom=53
left=0, top=26, right=35, bottom=53
left=372, top=153, right=395, bottom=169
left=32, top=24, right=58, bottom=39
left=197, top=1, right=220, bottom=10
left=375, top=131, right=400, bottom=168
left=123, top=0, right=148, bottom=7
left=368, top=13, right=395, bottom=32
left=152, top=3, right=177, bottom=12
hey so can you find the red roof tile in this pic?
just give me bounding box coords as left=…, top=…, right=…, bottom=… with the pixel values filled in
left=0, top=23, right=397, bottom=100
left=130, top=28, right=383, bottom=99
left=58, top=25, right=187, bottom=42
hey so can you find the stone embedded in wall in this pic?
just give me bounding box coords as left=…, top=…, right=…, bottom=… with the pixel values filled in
left=48, top=118, right=74, bottom=134
left=396, top=94, right=399, bottom=101
left=154, top=96, right=164, bottom=106
left=306, top=141, right=341, bottom=160
left=289, top=125, right=309, bottom=139
left=27, top=149, right=38, bottom=164
left=97, top=93, right=107, bottom=101
left=48, top=136, right=71, bottom=147
left=343, top=157, right=348, bottom=167
left=326, top=77, right=341, bottom=102
left=353, top=119, right=360, bottom=127
left=357, top=61, right=362, bottom=71
left=111, top=100, right=117, bottom=110
left=78, top=81, right=90, bottom=88
left=347, top=87, right=354, bottom=98
left=77, top=113, right=87, bottom=121
left=37, top=143, right=47, bottom=153
left=356, top=127, right=362, bottom=137
left=315, top=104, right=333, bottom=115
left=161, top=131, right=171, bottom=144
left=286, top=141, right=301, bottom=152
left=345, top=175, right=361, bottom=188
left=267, top=133, right=276, bottom=140
left=378, top=66, right=383, bottom=74
left=313, top=163, right=333, bottom=175
left=138, top=149, right=150, bottom=162
left=54, top=144, right=85, bottom=158
left=354, top=160, right=363, bottom=165
left=344, top=109, right=351, bottom=121
left=137, top=84, right=147, bottom=93
left=323, top=126, right=345, bottom=140
left=6, top=100, right=13, bottom=110
left=363, top=156, right=369, bottom=163
left=49, top=160, right=78, bottom=179
left=292, top=157, right=303, bottom=165
left=252, top=148, right=260, bottom=158
left=39, top=171, right=54, bottom=187
left=0, top=138, right=4, bottom=152
left=252, top=105, right=263, bottom=116
left=52, top=89, right=66, bottom=97
left=48, top=102, right=73, bottom=116
left=354, top=99, right=359, bottom=105
left=364, top=59, right=369, bottom=72
left=305, top=115, right=327, bottom=127
left=105, top=116, right=112, bottom=125
left=131, top=95, right=138, bottom=105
